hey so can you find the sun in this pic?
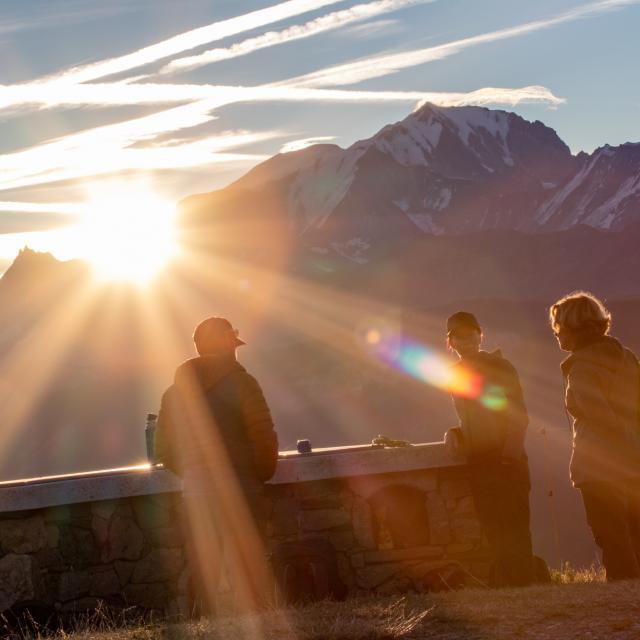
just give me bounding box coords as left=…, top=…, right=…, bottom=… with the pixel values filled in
left=74, top=181, right=179, bottom=284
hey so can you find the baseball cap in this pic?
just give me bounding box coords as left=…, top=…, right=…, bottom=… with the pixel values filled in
left=446, top=311, right=482, bottom=336
left=193, top=316, right=246, bottom=348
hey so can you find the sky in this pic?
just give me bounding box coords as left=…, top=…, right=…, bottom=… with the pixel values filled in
left=0, top=0, right=639, bottom=270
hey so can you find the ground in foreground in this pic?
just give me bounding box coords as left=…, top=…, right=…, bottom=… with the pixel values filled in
left=14, top=580, right=640, bottom=640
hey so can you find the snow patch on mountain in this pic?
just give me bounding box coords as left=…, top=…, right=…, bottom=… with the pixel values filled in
left=407, top=213, right=443, bottom=234
left=583, top=173, right=640, bottom=229
left=371, top=117, right=442, bottom=167
left=330, top=237, right=370, bottom=264
left=289, top=146, right=365, bottom=231
left=423, top=187, right=452, bottom=211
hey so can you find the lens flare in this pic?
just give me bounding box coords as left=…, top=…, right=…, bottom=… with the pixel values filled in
left=363, top=329, right=506, bottom=410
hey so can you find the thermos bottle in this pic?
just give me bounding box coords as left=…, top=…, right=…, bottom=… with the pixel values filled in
left=145, top=413, right=158, bottom=463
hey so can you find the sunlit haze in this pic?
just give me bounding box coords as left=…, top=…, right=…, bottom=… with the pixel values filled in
left=0, top=0, right=638, bottom=575
left=74, top=182, right=179, bottom=284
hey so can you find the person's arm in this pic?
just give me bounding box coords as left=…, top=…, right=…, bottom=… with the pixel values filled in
left=155, top=386, right=182, bottom=474
left=501, top=360, right=529, bottom=462
left=239, top=374, right=279, bottom=481
left=567, top=361, right=626, bottom=436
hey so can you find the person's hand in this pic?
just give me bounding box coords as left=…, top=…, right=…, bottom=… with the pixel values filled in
left=444, top=427, right=464, bottom=458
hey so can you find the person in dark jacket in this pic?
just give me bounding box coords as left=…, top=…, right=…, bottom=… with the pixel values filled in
left=155, top=316, right=278, bottom=613
left=446, top=311, right=534, bottom=587
left=550, top=291, right=640, bottom=580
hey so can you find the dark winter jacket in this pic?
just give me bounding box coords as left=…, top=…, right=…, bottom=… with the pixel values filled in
left=155, top=355, right=278, bottom=493
left=451, top=350, right=529, bottom=466
left=561, top=336, right=640, bottom=487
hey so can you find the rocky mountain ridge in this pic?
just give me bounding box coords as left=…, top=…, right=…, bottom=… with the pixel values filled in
left=180, top=103, right=640, bottom=265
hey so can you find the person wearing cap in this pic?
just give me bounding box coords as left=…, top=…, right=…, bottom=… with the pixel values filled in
left=446, top=311, right=534, bottom=587
left=155, top=316, right=278, bottom=614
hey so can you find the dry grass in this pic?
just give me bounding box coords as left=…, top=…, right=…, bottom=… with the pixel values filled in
left=550, top=561, right=606, bottom=584
left=8, top=579, right=640, bottom=640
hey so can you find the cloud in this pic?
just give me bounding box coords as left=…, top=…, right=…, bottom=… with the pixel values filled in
left=338, top=18, right=403, bottom=39
left=277, top=0, right=640, bottom=88
left=280, top=136, right=337, bottom=153
left=159, top=0, right=429, bottom=75
left=0, top=81, right=564, bottom=111
left=0, top=203, right=80, bottom=234
left=0, top=2, right=136, bottom=37
left=0, top=84, right=562, bottom=193
left=412, top=86, right=566, bottom=108
left=0, top=101, right=275, bottom=192
left=40, top=0, right=345, bottom=85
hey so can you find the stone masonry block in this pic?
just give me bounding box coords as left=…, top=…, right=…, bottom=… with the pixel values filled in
left=89, top=567, right=121, bottom=597
left=124, top=582, right=172, bottom=610
left=363, top=545, right=444, bottom=565
left=131, top=548, right=184, bottom=584
left=270, top=498, right=299, bottom=536
left=133, top=496, right=172, bottom=530
left=0, top=516, right=48, bottom=553
left=352, top=497, right=376, bottom=549
left=425, top=492, right=451, bottom=545
left=439, top=472, right=471, bottom=501
left=59, top=525, right=99, bottom=564
left=0, top=554, right=41, bottom=612
left=101, top=512, right=144, bottom=563
left=147, top=524, right=183, bottom=548
left=58, top=571, right=90, bottom=602
left=327, top=529, right=355, bottom=551
left=355, top=563, right=399, bottom=590
left=115, top=561, right=136, bottom=587
left=300, top=508, right=350, bottom=532
left=46, top=524, right=60, bottom=549
left=91, top=499, right=119, bottom=521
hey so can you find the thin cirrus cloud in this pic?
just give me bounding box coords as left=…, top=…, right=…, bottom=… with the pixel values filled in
left=159, top=0, right=430, bottom=76
left=339, top=18, right=403, bottom=38
left=0, top=82, right=563, bottom=111
left=0, top=84, right=563, bottom=194
left=7, top=0, right=625, bottom=212
left=44, top=0, right=347, bottom=85
left=278, top=0, right=640, bottom=88
left=280, top=136, right=337, bottom=152
left=0, top=107, right=275, bottom=193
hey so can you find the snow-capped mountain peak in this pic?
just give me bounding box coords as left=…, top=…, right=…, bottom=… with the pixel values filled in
left=183, top=104, right=639, bottom=255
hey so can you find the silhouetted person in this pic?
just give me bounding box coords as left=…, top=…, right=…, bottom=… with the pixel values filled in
left=445, top=311, right=534, bottom=587
left=550, top=292, right=640, bottom=581
left=155, top=316, right=278, bottom=614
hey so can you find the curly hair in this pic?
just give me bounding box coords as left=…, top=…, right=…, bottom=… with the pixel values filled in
left=549, top=291, right=611, bottom=337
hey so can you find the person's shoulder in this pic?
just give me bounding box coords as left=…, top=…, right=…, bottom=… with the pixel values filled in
left=227, top=365, right=262, bottom=388
left=481, top=349, right=514, bottom=368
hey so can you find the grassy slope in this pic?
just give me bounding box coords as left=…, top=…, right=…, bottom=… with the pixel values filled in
left=31, top=579, right=640, bottom=640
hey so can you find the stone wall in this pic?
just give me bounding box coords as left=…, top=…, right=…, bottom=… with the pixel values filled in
left=0, top=442, right=487, bottom=617
left=266, top=465, right=490, bottom=594
left=0, top=493, right=187, bottom=617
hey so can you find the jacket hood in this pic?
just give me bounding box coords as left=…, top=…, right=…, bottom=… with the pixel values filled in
left=561, top=335, right=625, bottom=377
left=174, top=355, right=245, bottom=392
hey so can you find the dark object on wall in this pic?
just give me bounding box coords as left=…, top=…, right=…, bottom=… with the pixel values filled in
left=270, top=538, right=347, bottom=604
left=296, top=439, right=312, bottom=454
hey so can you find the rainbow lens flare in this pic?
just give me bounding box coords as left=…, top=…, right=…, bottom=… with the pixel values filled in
left=362, top=327, right=506, bottom=410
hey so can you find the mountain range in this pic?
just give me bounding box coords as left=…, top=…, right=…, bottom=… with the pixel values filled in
left=180, top=102, right=640, bottom=268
